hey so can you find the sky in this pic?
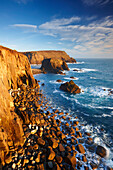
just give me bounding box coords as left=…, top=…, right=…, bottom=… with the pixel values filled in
left=0, top=0, right=113, bottom=58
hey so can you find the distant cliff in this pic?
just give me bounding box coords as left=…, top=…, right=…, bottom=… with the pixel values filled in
left=23, top=50, right=76, bottom=64
left=0, top=46, right=36, bottom=164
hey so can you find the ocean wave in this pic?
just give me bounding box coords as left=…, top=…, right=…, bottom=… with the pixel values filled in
left=84, top=86, right=113, bottom=97
left=90, top=77, right=97, bottom=79
left=83, top=104, right=113, bottom=110
left=31, top=64, right=41, bottom=69
left=67, top=62, right=85, bottom=65
left=76, top=61, right=85, bottom=64
left=82, top=68, right=98, bottom=72
left=49, top=80, right=66, bottom=84
left=70, top=67, right=98, bottom=73
left=60, top=93, right=81, bottom=105
left=53, top=89, right=60, bottom=93
left=94, top=114, right=112, bottom=118
left=64, top=77, right=79, bottom=80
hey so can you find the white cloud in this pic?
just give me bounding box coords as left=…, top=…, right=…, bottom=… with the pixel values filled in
left=82, top=0, right=113, bottom=6
left=39, top=16, right=113, bottom=58
left=11, top=24, right=37, bottom=32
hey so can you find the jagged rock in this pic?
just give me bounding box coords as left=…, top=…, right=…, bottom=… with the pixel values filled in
left=96, top=145, right=106, bottom=158
left=37, top=138, right=45, bottom=146
left=70, top=76, right=77, bottom=79
left=41, top=58, right=69, bottom=74
left=48, top=138, right=58, bottom=149
left=64, top=155, right=76, bottom=167
left=23, top=159, right=29, bottom=166
left=41, top=83, right=45, bottom=86
left=77, top=144, right=85, bottom=154
left=32, top=69, right=42, bottom=75
left=35, top=153, right=40, bottom=163
left=59, top=144, right=65, bottom=152
left=60, top=80, right=81, bottom=94
left=48, top=146, right=56, bottom=161
left=56, top=156, right=63, bottom=164
left=56, top=79, right=63, bottom=83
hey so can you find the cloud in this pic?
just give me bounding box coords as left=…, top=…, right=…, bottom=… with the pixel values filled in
left=39, top=16, right=113, bottom=58
left=11, top=24, right=37, bottom=32
left=82, top=0, right=113, bottom=6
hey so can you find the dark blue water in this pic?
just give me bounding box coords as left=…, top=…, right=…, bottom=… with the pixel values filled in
left=32, top=58, right=113, bottom=153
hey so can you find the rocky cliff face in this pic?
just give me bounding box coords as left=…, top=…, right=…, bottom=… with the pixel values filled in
left=23, top=50, right=76, bottom=64
left=60, top=80, right=81, bottom=94
left=41, top=58, right=69, bottom=74
left=0, top=46, right=36, bottom=164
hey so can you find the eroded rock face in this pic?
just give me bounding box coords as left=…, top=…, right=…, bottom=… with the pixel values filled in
left=60, top=80, right=81, bottom=94
left=23, top=50, right=76, bottom=64
left=41, top=58, right=69, bottom=74
left=0, top=46, right=37, bottom=164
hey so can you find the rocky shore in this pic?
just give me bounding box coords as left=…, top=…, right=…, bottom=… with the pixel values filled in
left=2, top=84, right=112, bottom=170
left=0, top=46, right=112, bottom=169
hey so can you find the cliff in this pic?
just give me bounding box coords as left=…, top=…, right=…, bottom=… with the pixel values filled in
left=0, top=46, right=36, bottom=164
left=23, top=50, right=76, bottom=64
left=41, top=58, right=69, bottom=74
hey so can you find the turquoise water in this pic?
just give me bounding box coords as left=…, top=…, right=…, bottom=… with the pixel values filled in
left=32, top=58, right=113, bottom=155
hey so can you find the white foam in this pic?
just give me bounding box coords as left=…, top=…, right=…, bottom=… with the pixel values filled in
left=83, top=104, right=113, bottom=110
left=94, top=136, right=102, bottom=144
left=90, top=77, right=97, bottom=79
left=53, top=89, right=60, bottom=93
left=88, top=86, right=111, bottom=97
left=60, top=93, right=80, bottom=104
left=31, top=64, right=41, bottom=69
left=102, top=113, right=111, bottom=117
left=82, top=68, right=98, bottom=72
left=70, top=67, right=98, bottom=73
left=111, top=111, right=113, bottom=115
left=64, top=77, right=79, bottom=80
left=76, top=61, right=85, bottom=64
left=49, top=80, right=66, bottom=84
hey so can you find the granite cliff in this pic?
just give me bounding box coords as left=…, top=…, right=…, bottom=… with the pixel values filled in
left=23, top=50, right=76, bottom=64
left=0, top=46, right=37, bottom=164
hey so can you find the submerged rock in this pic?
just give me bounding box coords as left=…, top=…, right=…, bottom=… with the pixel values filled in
left=60, top=80, right=81, bottom=94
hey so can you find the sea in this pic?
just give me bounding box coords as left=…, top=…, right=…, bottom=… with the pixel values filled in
left=31, top=58, right=113, bottom=167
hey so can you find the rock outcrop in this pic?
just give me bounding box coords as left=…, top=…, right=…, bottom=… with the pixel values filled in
left=23, top=50, right=76, bottom=64
left=32, top=69, right=42, bottom=75
left=41, top=58, right=69, bottom=74
left=60, top=80, right=81, bottom=94
left=0, top=46, right=37, bottom=164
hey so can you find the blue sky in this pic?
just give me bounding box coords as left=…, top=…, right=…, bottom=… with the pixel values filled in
left=0, top=0, right=113, bottom=58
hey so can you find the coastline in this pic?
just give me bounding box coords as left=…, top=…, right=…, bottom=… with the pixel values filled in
left=0, top=46, right=113, bottom=169
left=2, top=83, right=111, bottom=169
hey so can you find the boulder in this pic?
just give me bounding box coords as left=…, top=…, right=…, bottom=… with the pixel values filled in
left=41, top=58, right=69, bottom=74
left=32, top=69, right=42, bottom=74
left=56, top=79, right=63, bottom=83
left=48, top=146, right=56, bottom=161
left=77, top=144, right=85, bottom=154
left=96, top=145, right=106, bottom=158
left=60, top=80, right=81, bottom=94
left=64, top=155, right=76, bottom=167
